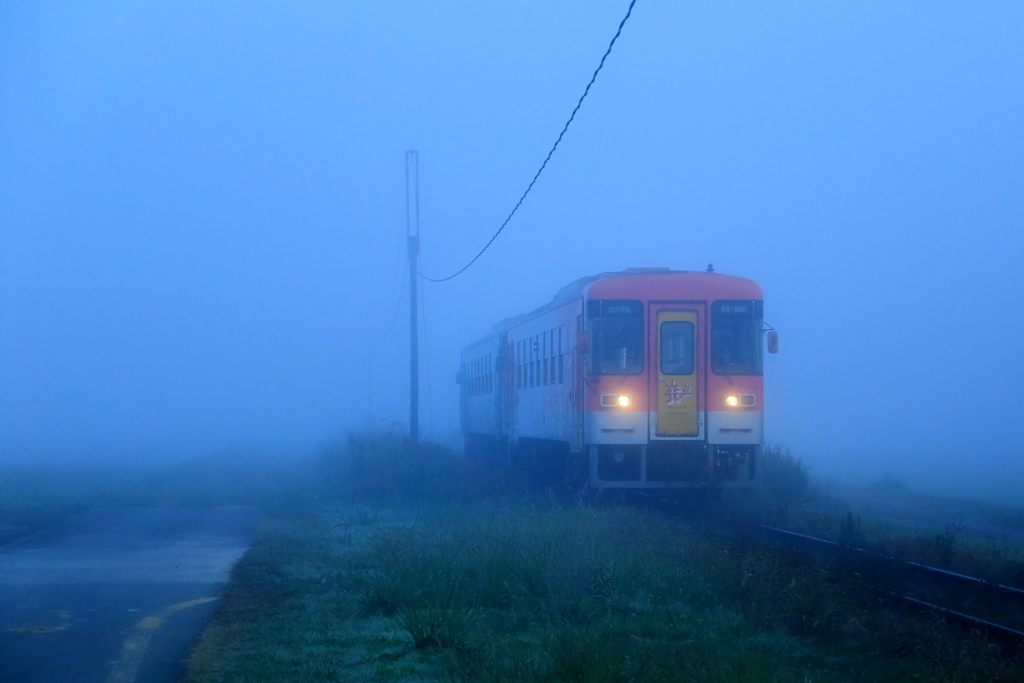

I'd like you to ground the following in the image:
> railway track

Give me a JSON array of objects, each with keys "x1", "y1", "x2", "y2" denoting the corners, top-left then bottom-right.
[
  {"x1": 729, "y1": 519, "x2": 1024, "y2": 642},
  {"x1": 623, "y1": 491, "x2": 1024, "y2": 643}
]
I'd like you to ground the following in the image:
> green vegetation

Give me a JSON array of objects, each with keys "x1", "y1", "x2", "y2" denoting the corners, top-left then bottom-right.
[
  {"x1": 184, "y1": 498, "x2": 1024, "y2": 683},
  {"x1": 730, "y1": 445, "x2": 1024, "y2": 590},
  {"x1": 6, "y1": 433, "x2": 1024, "y2": 681},
  {"x1": 181, "y1": 435, "x2": 1023, "y2": 682}
]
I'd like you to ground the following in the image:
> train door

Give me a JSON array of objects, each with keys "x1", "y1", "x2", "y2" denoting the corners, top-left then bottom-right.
[{"x1": 651, "y1": 308, "x2": 701, "y2": 437}]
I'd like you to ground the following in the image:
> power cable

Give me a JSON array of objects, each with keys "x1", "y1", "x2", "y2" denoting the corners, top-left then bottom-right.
[
  {"x1": 419, "y1": 0, "x2": 638, "y2": 282},
  {"x1": 377, "y1": 256, "x2": 409, "y2": 349}
]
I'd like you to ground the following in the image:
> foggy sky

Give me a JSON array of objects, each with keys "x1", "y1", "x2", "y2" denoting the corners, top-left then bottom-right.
[{"x1": 2, "y1": 1, "x2": 1021, "y2": 500}]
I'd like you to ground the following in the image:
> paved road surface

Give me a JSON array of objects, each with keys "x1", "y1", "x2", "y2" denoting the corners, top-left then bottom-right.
[{"x1": 0, "y1": 507, "x2": 260, "y2": 683}]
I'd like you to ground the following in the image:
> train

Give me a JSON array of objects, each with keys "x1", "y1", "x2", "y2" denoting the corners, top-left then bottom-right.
[{"x1": 457, "y1": 267, "x2": 777, "y2": 490}]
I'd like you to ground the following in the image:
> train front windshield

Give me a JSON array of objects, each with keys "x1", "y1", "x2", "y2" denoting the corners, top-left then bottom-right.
[
  {"x1": 712, "y1": 300, "x2": 763, "y2": 375},
  {"x1": 587, "y1": 299, "x2": 643, "y2": 374}
]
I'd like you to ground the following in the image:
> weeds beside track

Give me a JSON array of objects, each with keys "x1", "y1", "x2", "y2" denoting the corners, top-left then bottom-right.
[
  {"x1": 185, "y1": 499, "x2": 1024, "y2": 683},
  {"x1": 728, "y1": 520, "x2": 1024, "y2": 641},
  {"x1": 181, "y1": 433, "x2": 1024, "y2": 682}
]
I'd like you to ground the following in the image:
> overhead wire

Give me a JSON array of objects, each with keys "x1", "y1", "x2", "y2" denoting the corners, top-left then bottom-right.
[
  {"x1": 419, "y1": 0, "x2": 639, "y2": 282},
  {"x1": 377, "y1": 256, "x2": 409, "y2": 351}
]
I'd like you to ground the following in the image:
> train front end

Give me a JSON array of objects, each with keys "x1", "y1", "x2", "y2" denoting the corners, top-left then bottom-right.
[{"x1": 582, "y1": 271, "x2": 766, "y2": 489}]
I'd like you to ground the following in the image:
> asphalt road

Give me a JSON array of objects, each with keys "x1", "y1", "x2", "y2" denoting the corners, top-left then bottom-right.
[{"x1": 0, "y1": 506, "x2": 260, "y2": 683}]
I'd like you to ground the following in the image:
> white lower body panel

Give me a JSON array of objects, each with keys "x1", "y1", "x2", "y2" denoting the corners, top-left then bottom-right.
[
  {"x1": 707, "y1": 410, "x2": 762, "y2": 444},
  {"x1": 585, "y1": 410, "x2": 647, "y2": 444}
]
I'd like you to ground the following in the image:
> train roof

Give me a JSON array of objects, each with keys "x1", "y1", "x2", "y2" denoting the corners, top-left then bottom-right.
[{"x1": 488, "y1": 267, "x2": 762, "y2": 334}]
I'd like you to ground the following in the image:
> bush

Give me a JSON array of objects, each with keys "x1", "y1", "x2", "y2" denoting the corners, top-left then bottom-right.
[
  {"x1": 726, "y1": 445, "x2": 811, "y2": 524},
  {"x1": 758, "y1": 445, "x2": 810, "y2": 506},
  {"x1": 319, "y1": 430, "x2": 470, "y2": 503}
]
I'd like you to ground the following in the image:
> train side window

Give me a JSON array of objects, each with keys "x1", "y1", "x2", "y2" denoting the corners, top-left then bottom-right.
[
  {"x1": 550, "y1": 330, "x2": 555, "y2": 384},
  {"x1": 516, "y1": 342, "x2": 521, "y2": 389},
  {"x1": 518, "y1": 341, "x2": 524, "y2": 389},
  {"x1": 536, "y1": 337, "x2": 544, "y2": 389},
  {"x1": 545, "y1": 331, "x2": 551, "y2": 385},
  {"x1": 540, "y1": 334, "x2": 546, "y2": 386},
  {"x1": 543, "y1": 334, "x2": 549, "y2": 385},
  {"x1": 521, "y1": 342, "x2": 526, "y2": 388},
  {"x1": 551, "y1": 330, "x2": 556, "y2": 383},
  {"x1": 558, "y1": 326, "x2": 564, "y2": 383},
  {"x1": 529, "y1": 338, "x2": 535, "y2": 388},
  {"x1": 522, "y1": 342, "x2": 526, "y2": 389}
]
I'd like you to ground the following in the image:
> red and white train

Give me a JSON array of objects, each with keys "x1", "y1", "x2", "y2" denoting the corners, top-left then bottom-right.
[{"x1": 458, "y1": 268, "x2": 777, "y2": 490}]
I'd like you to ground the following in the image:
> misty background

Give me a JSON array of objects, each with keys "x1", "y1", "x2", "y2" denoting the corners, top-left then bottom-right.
[{"x1": 1, "y1": 1, "x2": 1021, "y2": 501}]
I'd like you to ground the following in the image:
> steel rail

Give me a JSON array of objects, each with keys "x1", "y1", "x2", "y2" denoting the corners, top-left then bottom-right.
[
  {"x1": 750, "y1": 522, "x2": 1024, "y2": 598},
  {"x1": 895, "y1": 594, "x2": 1024, "y2": 638},
  {"x1": 735, "y1": 520, "x2": 1024, "y2": 640}
]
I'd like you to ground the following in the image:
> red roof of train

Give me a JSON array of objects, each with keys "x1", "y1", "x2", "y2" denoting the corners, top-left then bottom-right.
[{"x1": 582, "y1": 269, "x2": 762, "y2": 301}]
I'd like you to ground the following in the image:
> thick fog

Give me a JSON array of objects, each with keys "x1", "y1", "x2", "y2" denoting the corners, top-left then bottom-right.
[{"x1": 1, "y1": 2, "x2": 1021, "y2": 500}]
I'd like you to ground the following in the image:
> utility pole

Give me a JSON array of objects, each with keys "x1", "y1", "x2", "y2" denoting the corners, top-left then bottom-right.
[{"x1": 405, "y1": 150, "x2": 420, "y2": 444}]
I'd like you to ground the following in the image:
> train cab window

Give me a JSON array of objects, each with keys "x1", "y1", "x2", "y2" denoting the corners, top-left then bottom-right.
[
  {"x1": 660, "y1": 321, "x2": 695, "y2": 375},
  {"x1": 712, "y1": 300, "x2": 764, "y2": 375},
  {"x1": 586, "y1": 299, "x2": 644, "y2": 375}
]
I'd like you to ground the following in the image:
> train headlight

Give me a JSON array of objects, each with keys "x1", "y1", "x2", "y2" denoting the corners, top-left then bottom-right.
[
  {"x1": 617, "y1": 395, "x2": 631, "y2": 407},
  {"x1": 725, "y1": 395, "x2": 740, "y2": 407}
]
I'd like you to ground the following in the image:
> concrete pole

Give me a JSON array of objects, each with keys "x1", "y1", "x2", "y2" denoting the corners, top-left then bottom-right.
[{"x1": 405, "y1": 150, "x2": 419, "y2": 443}]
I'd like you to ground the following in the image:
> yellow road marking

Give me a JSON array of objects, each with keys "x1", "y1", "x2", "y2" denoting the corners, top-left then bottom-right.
[
  {"x1": 168, "y1": 597, "x2": 216, "y2": 612},
  {"x1": 106, "y1": 598, "x2": 218, "y2": 683}
]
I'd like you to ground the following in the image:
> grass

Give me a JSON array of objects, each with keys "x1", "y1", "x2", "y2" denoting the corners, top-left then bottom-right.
[
  {"x1": 732, "y1": 446, "x2": 1024, "y2": 591},
  {"x1": 6, "y1": 432, "x2": 1024, "y2": 681},
  {"x1": 184, "y1": 495, "x2": 1024, "y2": 683}
]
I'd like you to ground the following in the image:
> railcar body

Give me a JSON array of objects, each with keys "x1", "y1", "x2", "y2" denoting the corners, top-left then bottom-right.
[{"x1": 458, "y1": 268, "x2": 772, "y2": 489}]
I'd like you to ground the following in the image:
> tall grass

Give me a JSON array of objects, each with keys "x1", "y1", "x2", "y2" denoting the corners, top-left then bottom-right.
[{"x1": 332, "y1": 502, "x2": 1023, "y2": 682}]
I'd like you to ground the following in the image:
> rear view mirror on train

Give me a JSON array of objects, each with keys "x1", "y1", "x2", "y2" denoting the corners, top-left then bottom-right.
[
  {"x1": 767, "y1": 330, "x2": 779, "y2": 354},
  {"x1": 577, "y1": 331, "x2": 591, "y2": 353}
]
